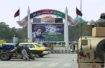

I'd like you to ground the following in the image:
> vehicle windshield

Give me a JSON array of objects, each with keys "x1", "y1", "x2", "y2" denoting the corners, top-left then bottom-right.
[
  {"x1": 35, "y1": 44, "x2": 45, "y2": 47},
  {"x1": 2, "y1": 43, "x2": 16, "y2": 46}
]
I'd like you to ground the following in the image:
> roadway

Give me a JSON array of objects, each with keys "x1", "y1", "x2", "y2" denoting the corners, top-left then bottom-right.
[{"x1": 0, "y1": 54, "x2": 78, "y2": 68}]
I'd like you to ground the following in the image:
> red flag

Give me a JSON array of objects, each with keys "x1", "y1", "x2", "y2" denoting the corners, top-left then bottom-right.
[
  {"x1": 14, "y1": 9, "x2": 20, "y2": 18},
  {"x1": 76, "y1": 8, "x2": 82, "y2": 16}
]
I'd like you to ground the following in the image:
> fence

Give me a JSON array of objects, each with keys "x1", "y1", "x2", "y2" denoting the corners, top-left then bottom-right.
[{"x1": 52, "y1": 50, "x2": 77, "y2": 54}]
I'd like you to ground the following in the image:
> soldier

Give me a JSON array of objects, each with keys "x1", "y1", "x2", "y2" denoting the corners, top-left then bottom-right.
[
  {"x1": 100, "y1": 13, "x2": 105, "y2": 19},
  {"x1": 96, "y1": 13, "x2": 105, "y2": 27}
]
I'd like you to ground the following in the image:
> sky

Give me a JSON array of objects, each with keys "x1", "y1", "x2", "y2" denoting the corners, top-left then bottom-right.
[{"x1": 0, "y1": 0, "x2": 105, "y2": 28}]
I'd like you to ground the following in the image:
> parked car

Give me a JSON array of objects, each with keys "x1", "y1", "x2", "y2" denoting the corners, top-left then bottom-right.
[
  {"x1": 0, "y1": 40, "x2": 6, "y2": 47},
  {"x1": 37, "y1": 43, "x2": 51, "y2": 55},
  {"x1": 19, "y1": 42, "x2": 51, "y2": 57},
  {"x1": 0, "y1": 42, "x2": 40, "y2": 60},
  {"x1": 0, "y1": 43, "x2": 43, "y2": 59}
]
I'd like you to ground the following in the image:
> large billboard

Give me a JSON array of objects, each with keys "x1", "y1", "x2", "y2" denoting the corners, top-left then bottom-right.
[{"x1": 32, "y1": 23, "x2": 64, "y2": 42}]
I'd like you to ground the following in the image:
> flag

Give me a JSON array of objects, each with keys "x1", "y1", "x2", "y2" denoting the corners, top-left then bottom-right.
[
  {"x1": 14, "y1": 9, "x2": 20, "y2": 18},
  {"x1": 65, "y1": 7, "x2": 78, "y2": 26},
  {"x1": 76, "y1": 7, "x2": 82, "y2": 16},
  {"x1": 17, "y1": 16, "x2": 28, "y2": 27},
  {"x1": 16, "y1": 7, "x2": 30, "y2": 27},
  {"x1": 67, "y1": 16, "x2": 78, "y2": 26}
]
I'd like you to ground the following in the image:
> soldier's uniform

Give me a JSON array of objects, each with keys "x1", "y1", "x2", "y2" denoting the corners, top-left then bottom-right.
[{"x1": 96, "y1": 13, "x2": 105, "y2": 27}]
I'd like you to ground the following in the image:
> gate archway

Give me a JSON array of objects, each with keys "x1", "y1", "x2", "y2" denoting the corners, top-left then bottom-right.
[{"x1": 17, "y1": 9, "x2": 78, "y2": 26}]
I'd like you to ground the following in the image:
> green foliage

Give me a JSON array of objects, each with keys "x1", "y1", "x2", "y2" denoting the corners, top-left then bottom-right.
[
  {"x1": 0, "y1": 22, "x2": 12, "y2": 39},
  {"x1": 0, "y1": 21, "x2": 93, "y2": 42},
  {"x1": 68, "y1": 22, "x2": 90, "y2": 40},
  {"x1": 17, "y1": 26, "x2": 27, "y2": 39},
  {"x1": 0, "y1": 22, "x2": 27, "y2": 41}
]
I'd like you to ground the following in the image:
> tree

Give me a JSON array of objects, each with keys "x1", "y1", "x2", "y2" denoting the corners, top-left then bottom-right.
[
  {"x1": 68, "y1": 22, "x2": 89, "y2": 41},
  {"x1": 10, "y1": 27, "x2": 20, "y2": 38},
  {"x1": 0, "y1": 22, "x2": 12, "y2": 39},
  {"x1": 87, "y1": 20, "x2": 96, "y2": 25}
]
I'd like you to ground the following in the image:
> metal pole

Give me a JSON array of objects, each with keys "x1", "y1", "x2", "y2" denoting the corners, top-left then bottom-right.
[
  {"x1": 65, "y1": 7, "x2": 69, "y2": 49},
  {"x1": 80, "y1": 0, "x2": 82, "y2": 12},
  {"x1": 80, "y1": 0, "x2": 83, "y2": 52},
  {"x1": 19, "y1": 7, "x2": 20, "y2": 21},
  {"x1": 27, "y1": 6, "x2": 32, "y2": 42}
]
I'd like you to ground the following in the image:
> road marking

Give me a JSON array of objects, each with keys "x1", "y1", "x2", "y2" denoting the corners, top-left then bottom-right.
[
  {"x1": 16, "y1": 62, "x2": 30, "y2": 66},
  {"x1": 62, "y1": 63, "x2": 72, "y2": 67},
  {"x1": 32, "y1": 62, "x2": 44, "y2": 66},
  {"x1": 47, "y1": 63, "x2": 58, "y2": 67},
  {"x1": 2, "y1": 63, "x2": 16, "y2": 66}
]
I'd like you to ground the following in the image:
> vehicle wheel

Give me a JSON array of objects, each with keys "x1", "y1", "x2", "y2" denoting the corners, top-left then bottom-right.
[
  {"x1": 38, "y1": 55, "x2": 44, "y2": 57},
  {"x1": 8, "y1": 54, "x2": 13, "y2": 60},
  {"x1": 16, "y1": 54, "x2": 23, "y2": 59},
  {"x1": 29, "y1": 56, "x2": 35, "y2": 60},
  {"x1": 0, "y1": 52, "x2": 9, "y2": 61},
  {"x1": 29, "y1": 53, "x2": 35, "y2": 60},
  {"x1": 96, "y1": 39, "x2": 105, "y2": 61}
]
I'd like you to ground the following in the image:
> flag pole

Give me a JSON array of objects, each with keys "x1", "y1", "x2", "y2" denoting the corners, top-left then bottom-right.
[
  {"x1": 65, "y1": 7, "x2": 69, "y2": 49},
  {"x1": 80, "y1": 0, "x2": 83, "y2": 52},
  {"x1": 27, "y1": 6, "x2": 32, "y2": 42},
  {"x1": 80, "y1": 0, "x2": 82, "y2": 12},
  {"x1": 80, "y1": 0, "x2": 82, "y2": 40},
  {"x1": 76, "y1": 7, "x2": 78, "y2": 17},
  {"x1": 19, "y1": 7, "x2": 20, "y2": 21}
]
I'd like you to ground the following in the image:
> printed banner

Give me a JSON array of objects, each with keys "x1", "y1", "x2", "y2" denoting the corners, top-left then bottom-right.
[{"x1": 32, "y1": 23, "x2": 64, "y2": 42}]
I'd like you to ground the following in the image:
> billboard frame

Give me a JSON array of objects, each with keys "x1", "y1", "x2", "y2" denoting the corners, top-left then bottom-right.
[{"x1": 31, "y1": 23, "x2": 64, "y2": 42}]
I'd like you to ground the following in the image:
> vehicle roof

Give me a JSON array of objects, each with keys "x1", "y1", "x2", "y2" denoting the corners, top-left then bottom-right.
[
  {"x1": 20, "y1": 42, "x2": 39, "y2": 44},
  {"x1": 2, "y1": 43, "x2": 16, "y2": 46},
  {"x1": 2, "y1": 43, "x2": 16, "y2": 44},
  {"x1": 2, "y1": 42, "x2": 39, "y2": 45}
]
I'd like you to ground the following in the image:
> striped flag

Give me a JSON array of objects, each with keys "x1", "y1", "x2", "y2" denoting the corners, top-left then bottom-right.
[{"x1": 17, "y1": 16, "x2": 28, "y2": 27}]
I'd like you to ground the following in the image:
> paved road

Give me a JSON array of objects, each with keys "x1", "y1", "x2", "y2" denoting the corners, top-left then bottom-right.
[{"x1": 0, "y1": 54, "x2": 78, "y2": 68}]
